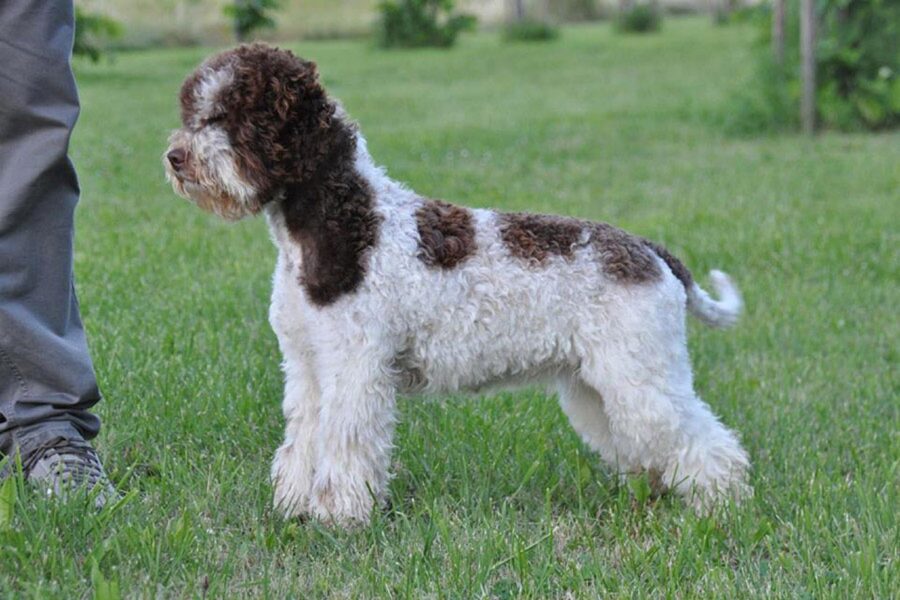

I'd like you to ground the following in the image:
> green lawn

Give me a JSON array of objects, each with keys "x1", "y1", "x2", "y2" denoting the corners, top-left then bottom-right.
[{"x1": 2, "y1": 17, "x2": 897, "y2": 598}]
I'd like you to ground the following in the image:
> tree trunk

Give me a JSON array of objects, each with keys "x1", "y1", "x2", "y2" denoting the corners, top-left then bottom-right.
[
  {"x1": 234, "y1": 0, "x2": 246, "y2": 42},
  {"x1": 511, "y1": 0, "x2": 526, "y2": 21},
  {"x1": 772, "y1": 0, "x2": 785, "y2": 65},
  {"x1": 800, "y1": 0, "x2": 816, "y2": 134}
]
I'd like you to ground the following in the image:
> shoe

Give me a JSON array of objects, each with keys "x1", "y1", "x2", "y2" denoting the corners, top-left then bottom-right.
[{"x1": 17, "y1": 437, "x2": 119, "y2": 509}]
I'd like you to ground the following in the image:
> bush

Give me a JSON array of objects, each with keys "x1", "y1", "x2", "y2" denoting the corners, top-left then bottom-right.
[
  {"x1": 711, "y1": 0, "x2": 741, "y2": 25},
  {"x1": 728, "y1": 0, "x2": 898, "y2": 132},
  {"x1": 503, "y1": 19, "x2": 559, "y2": 43},
  {"x1": 816, "y1": 0, "x2": 898, "y2": 129},
  {"x1": 223, "y1": 0, "x2": 280, "y2": 42},
  {"x1": 721, "y1": 57, "x2": 797, "y2": 135},
  {"x1": 616, "y1": 2, "x2": 662, "y2": 34},
  {"x1": 377, "y1": 0, "x2": 476, "y2": 49},
  {"x1": 73, "y1": 7, "x2": 123, "y2": 63}
]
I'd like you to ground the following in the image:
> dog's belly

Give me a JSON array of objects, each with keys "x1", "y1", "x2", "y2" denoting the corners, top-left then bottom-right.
[
  {"x1": 386, "y1": 240, "x2": 613, "y2": 395},
  {"x1": 399, "y1": 358, "x2": 563, "y2": 396},
  {"x1": 394, "y1": 309, "x2": 579, "y2": 395}
]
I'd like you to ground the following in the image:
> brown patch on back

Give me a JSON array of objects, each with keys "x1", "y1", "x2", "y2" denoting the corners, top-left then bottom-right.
[
  {"x1": 415, "y1": 200, "x2": 477, "y2": 269},
  {"x1": 588, "y1": 223, "x2": 661, "y2": 284},
  {"x1": 642, "y1": 240, "x2": 694, "y2": 289},
  {"x1": 498, "y1": 213, "x2": 584, "y2": 263},
  {"x1": 498, "y1": 212, "x2": 689, "y2": 285}
]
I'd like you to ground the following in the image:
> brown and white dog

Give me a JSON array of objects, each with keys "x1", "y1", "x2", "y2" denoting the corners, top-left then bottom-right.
[{"x1": 164, "y1": 43, "x2": 750, "y2": 526}]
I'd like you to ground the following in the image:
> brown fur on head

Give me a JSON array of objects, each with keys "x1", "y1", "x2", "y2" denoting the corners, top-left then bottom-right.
[{"x1": 164, "y1": 43, "x2": 343, "y2": 220}]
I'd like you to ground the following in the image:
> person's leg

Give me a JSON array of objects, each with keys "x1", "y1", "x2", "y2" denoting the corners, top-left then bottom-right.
[{"x1": 0, "y1": 1, "x2": 102, "y2": 460}]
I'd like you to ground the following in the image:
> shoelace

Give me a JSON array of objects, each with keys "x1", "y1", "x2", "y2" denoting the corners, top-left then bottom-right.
[{"x1": 22, "y1": 437, "x2": 108, "y2": 489}]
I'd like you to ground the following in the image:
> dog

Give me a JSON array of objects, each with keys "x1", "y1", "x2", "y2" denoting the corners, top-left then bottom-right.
[{"x1": 164, "y1": 43, "x2": 750, "y2": 526}]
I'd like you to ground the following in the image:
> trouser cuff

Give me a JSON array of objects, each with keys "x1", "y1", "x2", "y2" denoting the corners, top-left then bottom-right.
[{"x1": 1, "y1": 421, "x2": 85, "y2": 458}]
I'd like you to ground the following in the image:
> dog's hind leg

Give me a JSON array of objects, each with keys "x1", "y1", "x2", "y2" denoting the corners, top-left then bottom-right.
[
  {"x1": 577, "y1": 339, "x2": 750, "y2": 511},
  {"x1": 661, "y1": 386, "x2": 752, "y2": 509},
  {"x1": 575, "y1": 279, "x2": 750, "y2": 510},
  {"x1": 556, "y1": 376, "x2": 623, "y2": 472},
  {"x1": 308, "y1": 337, "x2": 398, "y2": 526},
  {"x1": 271, "y1": 344, "x2": 320, "y2": 518}
]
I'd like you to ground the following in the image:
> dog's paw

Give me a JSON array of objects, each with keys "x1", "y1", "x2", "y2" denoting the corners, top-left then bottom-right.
[
  {"x1": 678, "y1": 454, "x2": 753, "y2": 514},
  {"x1": 271, "y1": 442, "x2": 315, "y2": 518},
  {"x1": 308, "y1": 470, "x2": 377, "y2": 528}
]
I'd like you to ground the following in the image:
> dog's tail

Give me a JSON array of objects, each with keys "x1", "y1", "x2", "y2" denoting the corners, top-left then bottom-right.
[
  {"x1": 647, "y1": 242, "x2": 742, "y2": 328},
  {"x1": 686, "y1": 270, "x2": 743, "y2": 328}
]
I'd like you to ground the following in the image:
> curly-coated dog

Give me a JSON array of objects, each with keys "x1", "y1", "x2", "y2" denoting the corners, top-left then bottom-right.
[{"x1": 164, "y1": 44, "x2": 750, "y2": 526}]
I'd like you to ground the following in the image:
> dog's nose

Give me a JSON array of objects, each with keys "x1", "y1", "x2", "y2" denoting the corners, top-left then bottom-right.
[{"x1": 167, "y1": 148, "x2": 186, "y2": 171}]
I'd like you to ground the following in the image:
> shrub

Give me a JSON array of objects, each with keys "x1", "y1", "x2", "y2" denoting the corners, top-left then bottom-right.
[
  {"x1": 721, "y1": 56, "x2": 797, "y2": 135},
  {"x1": 73, "y1": 7, "x2": 123, "y2": 63},
  {"x1": 223, "y1": 0, "x2": 280, "y2": 42},
  {"x1": 727, "y1": 0, "x2": 898, "y2": 132},
  {"x1": 711, "y1": 0, "x2": 741, "y2": 25},
  {"x1": 503, "y1": 19, "x2": 559, "y2": 43},
  {"x1": 377, "y1": 0, "x2": 476, "y2": 48},
  {"x1": 816, "y1": 0, "x2": 898, "y2": 129},
  {"x1": 616, "y1": 1, "x2": 662, "y2": 34}
]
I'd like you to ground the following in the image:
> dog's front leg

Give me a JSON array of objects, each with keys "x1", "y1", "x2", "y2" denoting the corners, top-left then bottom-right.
[
  {"x1": 308, "y1": 344, "x2": 397, "y2": 527},
  {"x1": 271, "y1": 344, "x2": 320, "y2": 518}
]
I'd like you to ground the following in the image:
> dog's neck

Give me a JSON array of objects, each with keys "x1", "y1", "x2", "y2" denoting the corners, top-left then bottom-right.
[{"x1": 264, "y1": 126, "x2": 388, "y2": 306}]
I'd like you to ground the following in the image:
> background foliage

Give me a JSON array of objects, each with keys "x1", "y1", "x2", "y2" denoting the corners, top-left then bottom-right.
[
  {"x1": 503, "y1": 18, "x2": 560, "y2": 43},
  {"x1": 816, "y1": 0, "x2": 898, "y2": 129},
  {"x1": 223, "y1": 0, "x2": 281, "y2": 42},
  {"x1": 73, "y1": 6, "x2": 123, "y2": 62},
  {"x1": 616, "y1": 1, "x2": 663, "y2": 33},
  {"x1": 729, "y1": 0, "x2": 898, "y2": 133},
  {"x1": 76, "y1": 1, "x2": 728, "y2": 48},
  {"x1": 377, "y1": 0, "x2": 476, "y2": 48}
]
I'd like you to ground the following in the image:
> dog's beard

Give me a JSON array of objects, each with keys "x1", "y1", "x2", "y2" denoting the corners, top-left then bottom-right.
[{"x1": 165, "y1": 167, "x2": 254, "y2": 221}]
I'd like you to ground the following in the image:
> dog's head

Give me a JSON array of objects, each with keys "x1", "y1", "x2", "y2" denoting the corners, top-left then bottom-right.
[{"x1": 164, "y1": 43, "x2": 338, "y2": 220}]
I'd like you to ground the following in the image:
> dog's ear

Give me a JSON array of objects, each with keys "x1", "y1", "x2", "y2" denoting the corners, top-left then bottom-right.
[
  {"x1": 272, "y1": 58, "x2": 325, "y2": 121},
  {"x1": 270, "y1": 55, "x2": 345, "y2": 183},
  {"x1": 226, "y1": 45, "x2": 327, "y2": 123},
  {"x1": 221, "y1": 44, "x2": 345, "y2": 186}
]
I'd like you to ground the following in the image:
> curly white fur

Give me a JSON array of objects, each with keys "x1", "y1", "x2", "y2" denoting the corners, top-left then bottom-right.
[{"x1": 263, "y1": 133, "x2": 751, "y2": 525}]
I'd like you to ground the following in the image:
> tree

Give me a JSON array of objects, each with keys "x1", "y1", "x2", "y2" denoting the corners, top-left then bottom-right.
[
  {"x1": 377, "y1": 0, "x2": 476, "y2": 48},
  {"x1": 771, "y1": 0, "x2": 785, "y2": 65},
  {"x1": 799, "y1": 0, "x2": 816, "y2": 133},
  {"x1": 223, "y1": 0, "x2": 280, "y2": 42},
  {"x1": 511, "y1": 0, "x2": 525, "y2": 21},
  {"x1": 73, "y1": 6, "x2": 123, "y2": 63}
]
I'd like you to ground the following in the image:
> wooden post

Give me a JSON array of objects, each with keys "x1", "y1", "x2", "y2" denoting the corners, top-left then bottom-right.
[
  {"x1": 772, "y1": 0, "x2": 785, "y2": 65},
  {"x1": 800, "y1": 0, "x2": 816, "y2": 134},
  {"x1": 233, "y1": 0, "x2": 247, "y2": 42},
  {"x1": 511, "y1": 0, "x2": 526, "y2": 21}
]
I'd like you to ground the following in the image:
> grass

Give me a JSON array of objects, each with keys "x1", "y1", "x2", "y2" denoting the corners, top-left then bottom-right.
[{"x1": 2, "y1": 17, "x2": 898, "y2": 598}]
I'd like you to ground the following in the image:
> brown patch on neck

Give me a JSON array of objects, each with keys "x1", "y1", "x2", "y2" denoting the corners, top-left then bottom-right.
[
  {"x1": 280, "y1": 119, "x2": 382, "y2": 306},
  {"x1": 415, "y1": 200, "x2": 477, "y2": 269},
  {"x1": 499, "y1": 212, "x2": 675, "y2": 285}
]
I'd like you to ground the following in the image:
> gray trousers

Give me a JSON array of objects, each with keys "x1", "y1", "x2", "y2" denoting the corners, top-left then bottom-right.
[{"x1": 0, "y1": 1, "x2": 101, "y2": 457}]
